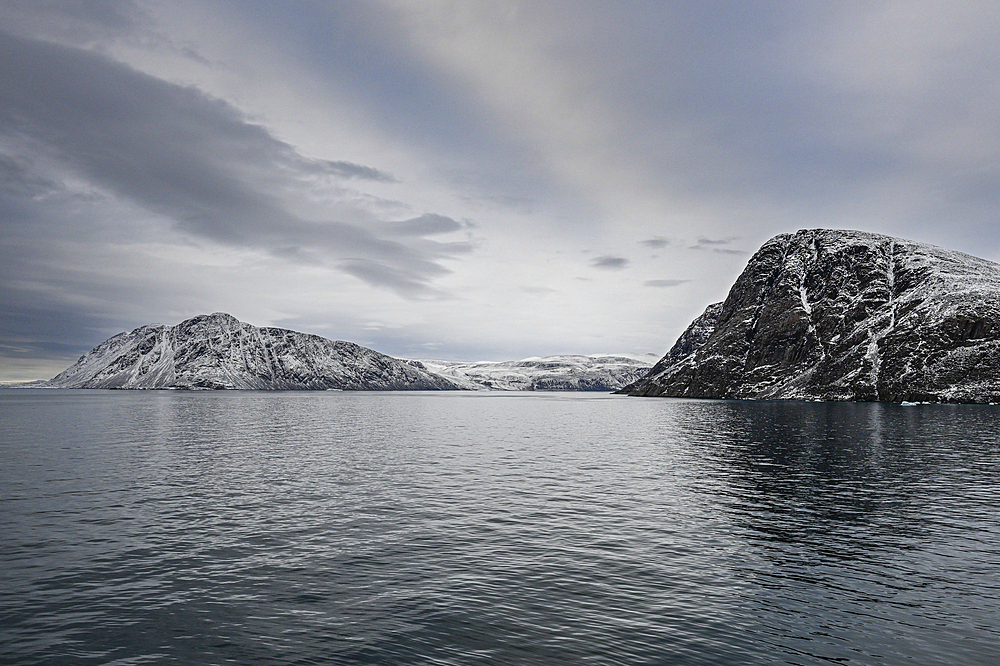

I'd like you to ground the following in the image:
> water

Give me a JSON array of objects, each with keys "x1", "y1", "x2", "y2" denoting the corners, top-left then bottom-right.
[{"x1": 2, "y1": 390, "x2": 999, "y2": 665}]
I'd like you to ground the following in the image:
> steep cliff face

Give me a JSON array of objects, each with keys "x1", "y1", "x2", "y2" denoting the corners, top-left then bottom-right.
[
  {"x1": 623, "y1": 229, "x2": 1000, "y2": 403},
  {"x1": 623, "y1": 303, "x2": 722, "y2": 390},
  {"x1": 47, "y1": 313, "x2": 463, "y2": 390}
]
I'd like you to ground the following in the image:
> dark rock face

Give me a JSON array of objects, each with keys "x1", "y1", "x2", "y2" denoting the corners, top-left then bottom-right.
[
  {"x1": 47, "y1": 313, "x2": 463, "y2": 390},
  {"x1": 621, "y1": 303, "x2": 722, "y2": 391},
  {"x1": 623, "y1": 229, "x2": 1000, "y2": 403}
]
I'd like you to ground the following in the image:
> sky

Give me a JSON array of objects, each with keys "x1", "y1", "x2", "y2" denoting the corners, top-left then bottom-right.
[{"x1": 2, "y1": 1, "x2": 1000, "y2": 382}]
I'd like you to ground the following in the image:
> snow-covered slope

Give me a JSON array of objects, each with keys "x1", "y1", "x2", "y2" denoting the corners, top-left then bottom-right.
[
  {"x1": 623, "y1": 229, "x2": 1000, "y2": 403},
  {"x1": 46, "y1": 313, "x2": 462, "y2": 390},
  {"x1": 421, "y1": 354, "x2": 658, "y2": 391}
]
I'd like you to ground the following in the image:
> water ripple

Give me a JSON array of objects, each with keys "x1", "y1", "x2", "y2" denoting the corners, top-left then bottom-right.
[{"x1": 2, "y1": 391, "x2": 999, "y2": 665}]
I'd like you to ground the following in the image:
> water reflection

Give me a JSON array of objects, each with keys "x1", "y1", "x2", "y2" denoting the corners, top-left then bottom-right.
[
  {"x1": 667, "y1": 401, "x2": 998, "y2": 554},
  {"x1": 657, "y1": 399, "x2": 1000, "y2": 664}
]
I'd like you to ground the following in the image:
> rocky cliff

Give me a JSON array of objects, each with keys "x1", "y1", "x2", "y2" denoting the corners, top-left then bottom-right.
[
  {"x1": 46, "y1": 313, "x2": 463, "y2": 390},
  {"x1": 621, "y1": 229, "x2": 1000, "y2": 403}
]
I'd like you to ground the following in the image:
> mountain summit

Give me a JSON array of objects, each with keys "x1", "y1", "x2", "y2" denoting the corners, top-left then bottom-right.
[
  {"x1": 46, "y1": 313, "x2": 461, "y2": 390},
  {"x1": 621, "y1": 229, "x2": 1000, "y2": 403}
]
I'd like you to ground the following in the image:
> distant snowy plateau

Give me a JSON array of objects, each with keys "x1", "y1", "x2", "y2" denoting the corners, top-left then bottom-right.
[
  {"x1": 420, "y1": 355, "x2": 659, "y2": 392},
  {"x1": 42, "y1": 313, "x2": 655, "y2": 391},
  {"x1": 621, "y1": 229, "x2": 1000, "y2": 403}
]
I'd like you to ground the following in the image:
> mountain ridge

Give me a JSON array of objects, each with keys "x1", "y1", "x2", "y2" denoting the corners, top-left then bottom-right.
[
  {"x1": 42, "y1": 313, "x2": 654, "y2": 392},
  {"x1": 45, "y1": 312, "x2": 462, "y2": 390},
  {"x1": 621, "y1": 229, "x2": 1000, "y2": 403}
]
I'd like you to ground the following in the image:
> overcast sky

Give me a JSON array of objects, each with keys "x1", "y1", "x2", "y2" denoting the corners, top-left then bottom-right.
[{"x1": 2, "y1": 1, "x2": 1000, "y2": 381}]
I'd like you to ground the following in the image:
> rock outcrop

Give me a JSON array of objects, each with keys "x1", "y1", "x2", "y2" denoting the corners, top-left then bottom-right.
[
  {"x1": 46, "y1": 313, "x2": 463, "y2": 390},
  {"x1": 621, "y1": 229, "x2": 1000, "y2": 403}
]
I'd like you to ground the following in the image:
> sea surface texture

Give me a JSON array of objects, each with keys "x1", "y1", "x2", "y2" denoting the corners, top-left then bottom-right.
[{"x1": 2, "y1": 390, "x2": 999, "y2": 665}]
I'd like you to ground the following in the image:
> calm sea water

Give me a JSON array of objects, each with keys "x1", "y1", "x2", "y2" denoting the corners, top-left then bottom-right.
[{"x1": 1, "y1": 389, "x2": 999, "y2": 665}]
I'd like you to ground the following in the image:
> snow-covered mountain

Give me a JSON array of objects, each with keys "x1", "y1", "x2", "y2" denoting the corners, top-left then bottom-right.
[
  {"x1": 45, "y1": 313, "x2": 654, "y2": 392},
  {"x1": 46, "y1": 313, "x2": 462, "y2": 390},
  {"x1": 621, "y1": 229, "x2": 1000, "y2": 403},
  {"x1": 421, "y1": 354, "x2": 658, "y2": 391}
]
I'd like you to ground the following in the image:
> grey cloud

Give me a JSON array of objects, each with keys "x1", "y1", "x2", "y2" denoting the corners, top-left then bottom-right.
[
  {"x1": 0, "y1": 30, "x2": 467, "y2": 295},
  {"x1": 0, "y1": 154, "x2": 62, "y2": 197},
  {"x1": 425, "y1": 239, "x2": 476, "y2": 255},
  {"x1": 0, "y1": 301, "x2": 109, "y2": 365},
  {"x1": 644, "y1": 279, "x2": 690, "y2": 288},
  {"x1": 270, "y1": 246, "x2": 319, "y2": 264},
  {"x1": 384, "y1": 213, "x2": 463, "y2": 236},
  {"x1": 308, "y1": 159, "x2": 397, "y2": 182},
  {"x1": 450, "y1": 2, "x2": 994, "y2": 258},
  {"x1": 0, "y1": 241, "x2": 204, "y2": 377},
  {"x1": 590, "y1": 255, "x2": 629, "y2": 270},
  {"x1": 691, "y1": 237, "x2": 736, "y2": 247},
  {"x1": 338, "y1": 259, "x2": 450, "y2": 299},
  {"x1": 0, "y1": 0, "x2": 142, "y2": 45},
  {"x1": 689, "y1": 237, "x2": 746, "y2": 255},
  {"x1": 640, "y1": 236, "x2": 669, "y2": 248},
  {"x1": 0, "y1": 0, "x2": 219, "y2": 73}
]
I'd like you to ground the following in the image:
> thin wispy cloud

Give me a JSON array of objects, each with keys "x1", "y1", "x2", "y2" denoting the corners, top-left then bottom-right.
[
  {"x1": 644, "y1": 279, "x2": 690, "y2": 288},
  {"x1": 689, "y1": 238, "x2": 747, "y2": 255}
]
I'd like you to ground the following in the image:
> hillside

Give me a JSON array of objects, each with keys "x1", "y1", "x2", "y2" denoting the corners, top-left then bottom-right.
[
  {"x1": 621, "y1": 229, "x2": 1000, "y2": 403},
  {"x1": 46, "y1": 313, "x2": 462, "y2": 390}
]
